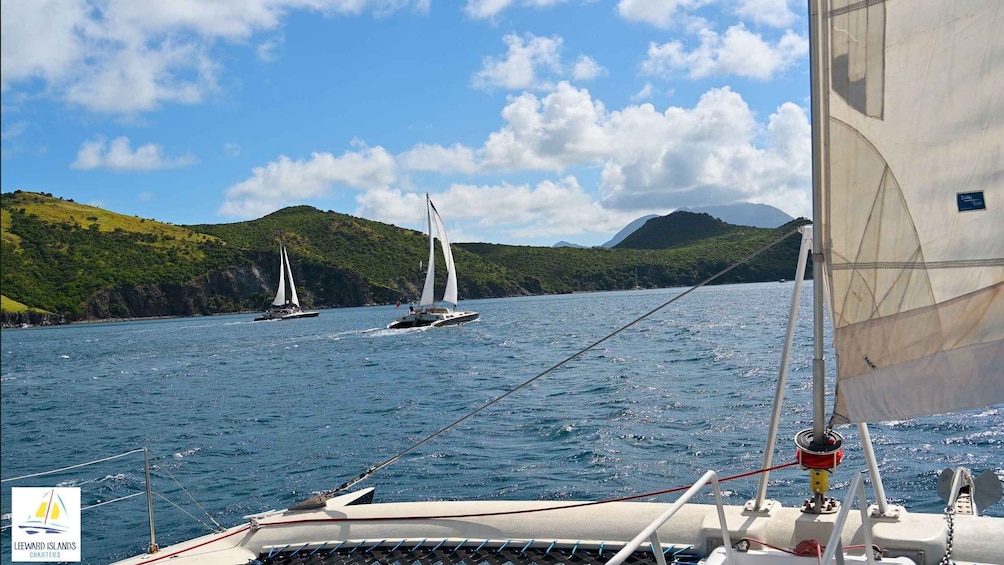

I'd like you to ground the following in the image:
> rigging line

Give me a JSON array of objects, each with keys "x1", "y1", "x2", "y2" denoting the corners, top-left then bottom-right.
[
  {"x1": 82, "y1": 492, "x2": 146, "y2": 511},
  {"x1": 322, "y1": 226, "x2": 803, "y2": 497},
  {"x1": 151, "y1": 491, "x2": 222, "y2": 533},
  {"x1": 276, "y1": 461, "x2": 803, "y2": 526},
  {"x1": 0, "y1": 448, "x2": 147, "y2": 483},
  {"x1": 153, "y1": 466, "x2": 223, "y2": 530}
]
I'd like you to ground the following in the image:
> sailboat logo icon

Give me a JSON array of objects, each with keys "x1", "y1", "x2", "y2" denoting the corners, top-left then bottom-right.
[
  {"x1": 11, "y1": 486, "x2": 81, "y2": 562},
  {"x1": 18, "y1": 488, "x2": 73, "y2": 535}
]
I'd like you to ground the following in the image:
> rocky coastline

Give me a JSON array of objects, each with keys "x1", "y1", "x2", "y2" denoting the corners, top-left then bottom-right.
[{"x1": 1, "y1": 311, "x2": 69, "y2": 329}]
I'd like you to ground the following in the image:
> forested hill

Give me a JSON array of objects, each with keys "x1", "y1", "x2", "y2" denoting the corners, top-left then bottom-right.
[
  {"x1": 615, "y1": 211, "x2": 739, "y2": 250},
  {"x1": 1, "y1": 191, "x2": 809, "y2": 324}
]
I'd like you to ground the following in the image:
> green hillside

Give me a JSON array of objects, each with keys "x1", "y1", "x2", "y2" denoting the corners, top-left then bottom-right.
[
  {"x1": 188, "y1": 206, "x2": 523, "y2": 299},
  {"x1": 1, "y1": 191, "x2": 807, "y2": 324},
  {"x1": 461, "y1": 217, "x2": 807, "y2": 292},
  {"x1": 616, "y1": 211, "x2": 739, "y2": 249},
  {"x1": 1, "y1": 191, "x2": 247, "y2": 317}
]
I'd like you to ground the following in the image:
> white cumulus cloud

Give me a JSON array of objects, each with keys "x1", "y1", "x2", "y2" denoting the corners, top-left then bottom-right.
[
  {"x1": 473, "y1": 33, "x2": 564, "y2": 91},
  {"x1": 219, "y1": 145, "x2": 397, "y2": 218},
  {"x1": 482, "y1": 82, "x2": 609, "y2": 170},
  {"x1": 616, "y1": 0, "x2": 711, "y2": 29},
  {"x1": 630, "y1": 83, "x2": 654, "y2": 101},
  {"x1": 432, "y1": 83, "x2": 810, "y2": 216},
  {"x1": 357, "y1": 177, "x2": 638, "y2": 242},
  {"x1": 71, "y1": 136, "x2": 196, "y2": 171},
  {"x1": 215, "y1": 78, "x2": 812, "y2": 238},
  {"x1": 735, "y1": 0, "x2": 798, "y2": 28},
  {"x1": 397, "y1": 143, "x2": 480, "y2": 174},
  {"x1": 572, "y1": 55, "x2": 605, "y2": 81},
  {"x1": 390, "y1": 80, "x2": 811, "y2": 220},
  {"x1": 464, "y1": 0, "x2": 566, "y2": 20},
  {"x1": 642, "y1": 25, "x2": 807, "y2": 80},
  {"x1": 472, "y1": 33, "x2": 604, "y2": 91},
  {"x1": 1, "y1": 0, "x2": 426, "y2": 115}
]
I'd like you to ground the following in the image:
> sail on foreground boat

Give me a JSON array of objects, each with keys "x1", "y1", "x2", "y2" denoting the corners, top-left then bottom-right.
[
  {"x1": 114, "y1": 1, "x2": 1001, "y2": 563},
  {"x1": 388, "y1": 194, "x2": 479, "y2": 328},
  {"x1": 253, "y1": 244, "x2": 319, "y2": 321}
]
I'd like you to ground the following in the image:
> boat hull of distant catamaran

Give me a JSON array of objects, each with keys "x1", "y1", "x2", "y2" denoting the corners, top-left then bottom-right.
[
  {"x1": 387, "y1": 309, "x2": 479, "y2": 329},
  {"x1": 253, "y1": 309, "x2": 320, "y2": 322}
]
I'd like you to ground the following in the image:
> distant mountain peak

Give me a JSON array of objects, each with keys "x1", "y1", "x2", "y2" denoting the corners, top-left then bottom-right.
[
  {"x1": 615, "y1": 211, "x2": 735, "y2": 250},
  {"x1": 602, "y1": 214, "x2": 658, "y2": 248},
  {"x1": 599, "y1": 203, "x2": 792, "y2": 250},
  {"x1": 679, "y1": 203, "x2": 793, "y2": 228},
  {"x1": 553, "y1": 240, "x2": 586, "y2": 248}
]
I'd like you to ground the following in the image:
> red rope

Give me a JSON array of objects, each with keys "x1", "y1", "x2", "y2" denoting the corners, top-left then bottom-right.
[
  {"x1": 741, "y1": 537, "x2": 882, "y2": 564},
  {"x1": 796, "y1": 449, "x2": 843, "y2": 470},
  {"x1": 794, "y1": 539, "x2": 824, "y2": 558},
  {"x1": 739, "y1": 537, "x2": 805, "y2": 556}
]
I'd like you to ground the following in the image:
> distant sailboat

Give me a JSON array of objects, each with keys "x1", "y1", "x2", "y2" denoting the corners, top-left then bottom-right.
[
  {"x1": 254, "y1": 244, "x2": 319, "y2": 321},
  {"x1": 388, "y1": 194, "x2": 478, "y2": 328}
]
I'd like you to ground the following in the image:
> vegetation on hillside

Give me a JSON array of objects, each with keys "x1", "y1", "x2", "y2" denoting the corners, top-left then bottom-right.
[
  {"x1": 615, "y1": 211, "x2": 738, "y2": 249},
  {"x1": 1, "y1": 191, "x2": 248, "y2": 317},
  {"x1": 460, "y1": 217, "x2": 807, "y2": 293},
  {"x1": 188, "y1": 206, "x2": 526, "y2": 300},
  {"x1": 1, "y1": 191, "x2": 808, "y2": 323}
]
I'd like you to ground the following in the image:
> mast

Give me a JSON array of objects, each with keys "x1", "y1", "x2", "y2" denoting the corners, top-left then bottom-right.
[
  {"x1": 794, "y1": 0, "x2": 844, "y2": 515},
  {"x1": 808, "y1": 0, "x2": 828, "y2": 452}
]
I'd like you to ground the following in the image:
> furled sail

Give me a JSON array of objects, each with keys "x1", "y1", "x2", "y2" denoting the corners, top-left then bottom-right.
[
  {"x1": 271, "y1": 245, "x2": 288, "y2": 307},
  {"x1": 824, "y1": 0, "x2": 1004, "y2": 423}
]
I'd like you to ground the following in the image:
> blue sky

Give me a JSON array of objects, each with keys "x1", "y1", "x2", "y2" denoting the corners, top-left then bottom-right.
[{"x1": 1, "y1": 0, "x2": 812, "y2": 247}]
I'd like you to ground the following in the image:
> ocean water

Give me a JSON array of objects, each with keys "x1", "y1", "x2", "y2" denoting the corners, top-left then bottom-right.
[{"x1": 2, "y1": 282, "x2": 1001, "y2": 564}]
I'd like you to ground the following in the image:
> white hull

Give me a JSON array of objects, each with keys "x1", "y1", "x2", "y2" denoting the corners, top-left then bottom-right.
[
  {"x1": 254, "y1": 308, "x2": 319, "y2": 321},
  {"x1": 112, "y1": 488, "x2": 1004, "y2": 564},
  {"x1": 388, "y1": 308, "x2": 479, "y2": 328}
]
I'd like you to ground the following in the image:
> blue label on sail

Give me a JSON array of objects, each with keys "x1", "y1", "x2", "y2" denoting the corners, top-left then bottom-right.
[{"x1": 957, "y1": 191, "x2": 985, "y2": 211}]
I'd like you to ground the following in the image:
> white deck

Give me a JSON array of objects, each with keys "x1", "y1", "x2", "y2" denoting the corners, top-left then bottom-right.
[{"x1": 112, "y1": 488, "x2": 1004, "y2": 564}]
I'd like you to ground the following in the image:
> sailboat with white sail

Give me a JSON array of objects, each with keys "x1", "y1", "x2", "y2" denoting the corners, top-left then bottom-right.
[
  {"x1": 112, "y1": 1, "x2": 1001, "y2": 563},
  {"x1": 254, "y1": 243, "x2": 319, "y2": 321},
  {"x1": 388, "y1": 194, "x2": 479, "y2": 328}
]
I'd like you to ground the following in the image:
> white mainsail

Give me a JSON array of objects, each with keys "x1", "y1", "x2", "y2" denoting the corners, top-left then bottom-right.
[
  {"x1": 283, "y1": 245, "x2": 300, "y2": 307},
  {"x1": 419, "y1": 196, "x2": 436, "y2": 308},
  {"x1": 824, "y1": 0, "x2": 1004, "y2": 423},
  {"x1": 271, "y1": 245, "x2": 288, "y2": 307},
  {"x1": 430, "y1": 199, "x2": 458, "y2": 307},
  {"x1": 418, "y1": 195, "x2": 460, "y2": 308}
]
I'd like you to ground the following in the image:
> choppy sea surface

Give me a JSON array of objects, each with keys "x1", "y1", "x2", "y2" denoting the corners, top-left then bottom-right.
[{"x1": 2, "y1": 282, "x2": 1001, "y2": 564}]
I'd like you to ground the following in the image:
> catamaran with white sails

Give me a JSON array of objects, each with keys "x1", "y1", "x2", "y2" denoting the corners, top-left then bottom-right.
[
  {"x1": 254, "y1": 243, "x2": 319, "y2": 321},
  {"x1": 388, "y1": 194, "x2": 479, "y2": 329},
  {"x1": 105, "y1": 0, "x2": 1002, "y2": 562}
]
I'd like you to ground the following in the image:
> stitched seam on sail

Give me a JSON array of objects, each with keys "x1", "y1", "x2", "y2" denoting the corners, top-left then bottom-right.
[
  {"x1": 829, "y1": 0, "x2": 886, "y2": 18},
  {"x1": 831, "y1": 259, "x2": 1004, "y2": 269}
]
